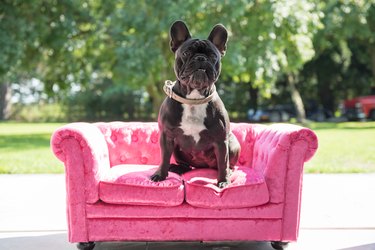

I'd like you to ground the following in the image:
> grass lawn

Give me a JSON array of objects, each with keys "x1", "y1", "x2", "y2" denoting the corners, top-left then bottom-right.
[
  {"x1": 0, "y1": 121, "x2": 374, "y2": 174},
  {"x1": 0, "y1": 122, "x2": 64, "y2": 174},
  {"x1": 304, "y1": 121, "x2": 375, "y2": 173}
]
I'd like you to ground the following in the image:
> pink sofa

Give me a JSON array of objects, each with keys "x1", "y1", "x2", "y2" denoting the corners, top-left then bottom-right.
[{"x1": 51, "y1": 122, "x2": 318, "y2": 250}]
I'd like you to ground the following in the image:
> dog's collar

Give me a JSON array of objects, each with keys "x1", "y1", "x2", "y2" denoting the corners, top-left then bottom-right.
[{"x1": 163, "y1": 80, "x2": 216, "y2": 105}]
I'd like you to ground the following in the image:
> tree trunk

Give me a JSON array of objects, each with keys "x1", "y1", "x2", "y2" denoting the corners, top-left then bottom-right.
[
  {"x1": 0, "y1": 83, "x2": 11, "y2": 120},
  {"x1": 248, "y1": 83, "x2": 259, "y2": 116},
  {"x1": 146, "y1": 83, "x2": 164, "y2": 119},
  {"x1": 370, "y1": 45, "x2": 375, "y2": 85},
  {"x1": 287, "y1": 73, "x2": 306, "y2": 124}
]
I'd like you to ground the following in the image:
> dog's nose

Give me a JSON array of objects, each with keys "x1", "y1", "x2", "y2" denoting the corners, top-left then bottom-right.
[{"x1": 195, "y1": 55, "x2": 207, "y2": 61}]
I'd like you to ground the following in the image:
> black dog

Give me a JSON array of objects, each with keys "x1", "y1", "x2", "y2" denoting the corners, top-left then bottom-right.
[{"x1": 151, "y1": 21, "x2": 240, "y2": 188}]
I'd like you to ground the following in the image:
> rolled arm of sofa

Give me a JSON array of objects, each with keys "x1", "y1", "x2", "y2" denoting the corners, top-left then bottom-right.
[
  {"x1": 252, "y1": 124, "x2": 318, "y2": 241},
  {"x1": 51, "y1": 122, "x2": 110, "y2": 203},
  {"x1": 252, "y1": 124, "x2": 318, "y2": 203}
]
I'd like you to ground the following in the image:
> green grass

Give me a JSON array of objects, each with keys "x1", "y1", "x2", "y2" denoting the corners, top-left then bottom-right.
[
  {"x1": 304, "y1": 122, "x2": 375, "y2": 173},
  {"x1": 0, "y1": 121, "x2": 374, "y2": 174},
  {"x1": 0, "y1": 122, "x2": 64, "y2": 174}
]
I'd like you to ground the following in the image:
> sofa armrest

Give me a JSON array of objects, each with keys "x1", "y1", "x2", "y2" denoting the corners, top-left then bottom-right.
[
  {"x1": 51, "y1": 123, "x2": 110, "y2": 242},
  {"x1": 252, "y1": 124, "x2": 318, "y2": 203},
  {"x1": 51, "y1": 122, "x2": 110, "y2": 203},
  {"x1": 252, "y1": 124, "x2": 318, "y2": 241}
]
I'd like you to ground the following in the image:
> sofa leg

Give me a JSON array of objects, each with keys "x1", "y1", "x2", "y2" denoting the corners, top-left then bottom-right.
[
  {"x1": 271, "y1": 241, "x2": 289, "y2": 249},
  {"x1": 77, "y1": 242, "x2": 95, "y2": 250}
]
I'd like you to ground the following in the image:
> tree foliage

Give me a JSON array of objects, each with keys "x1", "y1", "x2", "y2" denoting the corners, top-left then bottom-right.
[
  {"x1": 299, "y1": 0, "x2": 375, "y2": 115},
  {"x1": 1, "y1": 0, "x2": 375, "y2": 121}
]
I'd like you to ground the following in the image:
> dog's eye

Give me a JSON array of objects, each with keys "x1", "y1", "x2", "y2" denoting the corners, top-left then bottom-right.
[{"x1": 182, "y1": 52, "x2": 190, "y2": 58}]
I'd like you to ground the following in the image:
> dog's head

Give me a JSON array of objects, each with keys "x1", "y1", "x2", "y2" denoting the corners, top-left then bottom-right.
[{"x1": 170, "y1": 21, "x2": 228, "y2": 95}]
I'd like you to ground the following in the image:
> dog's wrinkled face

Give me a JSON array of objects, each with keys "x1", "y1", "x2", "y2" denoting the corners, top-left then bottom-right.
[
  {"x1": 175, "y1": 39, "x2": 221, "y2": 92},
  {"x1": 170, "y1": 21, "x2": 228, "y2": 95}
]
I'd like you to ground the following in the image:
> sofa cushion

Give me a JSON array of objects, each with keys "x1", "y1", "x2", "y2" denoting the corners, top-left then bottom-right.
[
  {"x1": 183, "y1": 167, "x2": 269, "y2": 209},
  {"x1": 99, "y1": 165, "x2": 184, "y2": 206}
]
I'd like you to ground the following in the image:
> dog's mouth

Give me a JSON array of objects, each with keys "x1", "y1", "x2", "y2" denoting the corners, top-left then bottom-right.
[
  {"x1": 180, "y1": 64, "x2": 216, "y2": 90},
  {"x1": 181, "y1": 65, "x2": 210, "y2": 76},
  {"x1": 183, "y1": 69, "x2": 209, "y2": 90}
]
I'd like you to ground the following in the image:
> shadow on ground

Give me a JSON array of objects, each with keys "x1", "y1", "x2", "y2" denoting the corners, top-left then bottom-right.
[
  {"x1": 339, "y1": 243, "x2": 375, "y2": 250},
  {"x1": 0, "y1": 233, "x2": 277, "y2": 250}
]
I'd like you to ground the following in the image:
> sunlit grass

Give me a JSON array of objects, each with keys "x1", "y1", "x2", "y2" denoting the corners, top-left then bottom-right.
[
  {"x1": 304, "y1": 121, "x2": 375, "y2": 173},
  {"x1": 0, "y1": 121, "x2": 374, "y2": 174},
  {"x1": 0, "y1": 122, "x2": 64, "y2": 174}
]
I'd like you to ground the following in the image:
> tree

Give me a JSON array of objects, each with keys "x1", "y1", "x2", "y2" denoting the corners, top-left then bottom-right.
[
  {"x1": 5, "y1": 0, "x2": 375, "y2": 122},
  {"x1": 0, "y1": 0, "x2": 93, "y2": 119},
  {"x1": 109, "y1": 0, "x2": 323, "y2": 121},
  {"x1": 315, "y1": 0, "x2": 375, "y2": 81},
  {"x1": 196, "y1": 0, "x2": 323, "y2": 123},
  {"x1": 298, "y1": 1, "x2": 375, "y2": 116}
]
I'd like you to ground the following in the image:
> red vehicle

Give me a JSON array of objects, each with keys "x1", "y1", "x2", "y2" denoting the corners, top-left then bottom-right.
[{"x1": 343, "y1": 95, "x2": 375, "y2": 121}]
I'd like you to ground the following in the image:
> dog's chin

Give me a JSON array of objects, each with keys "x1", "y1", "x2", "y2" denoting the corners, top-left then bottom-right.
[
  {"x1": 190, "y1": 70, "x2": 209, "y2": 88},
  {"x1": 179, "y1": 67, "x2": 217, "y2": 94}
]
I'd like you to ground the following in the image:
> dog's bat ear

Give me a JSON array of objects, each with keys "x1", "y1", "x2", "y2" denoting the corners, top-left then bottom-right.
[
  {"x1": 208, "y1": 24, "x2": 228, "y2": 56},
  {"x1": 170, "y1": 20, "x2": 191, "y2": 53}
]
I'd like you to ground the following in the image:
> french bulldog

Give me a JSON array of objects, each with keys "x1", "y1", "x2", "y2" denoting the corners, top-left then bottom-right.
[{"x1": 150, "y1": 21, "x2": 240, "y2": 188}]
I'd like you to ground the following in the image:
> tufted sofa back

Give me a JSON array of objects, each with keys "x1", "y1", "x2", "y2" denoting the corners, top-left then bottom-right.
[{"x1": 94, "y1": 122, "x2": 258, "y2": 168}]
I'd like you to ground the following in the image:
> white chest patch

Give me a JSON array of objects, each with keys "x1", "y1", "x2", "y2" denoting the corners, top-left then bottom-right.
[{"x1": 180, "y1": 90, "x2": 208, "y2": 144}]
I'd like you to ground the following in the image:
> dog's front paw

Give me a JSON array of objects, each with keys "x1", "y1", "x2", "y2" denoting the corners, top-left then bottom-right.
[
  {"x1": 217, "y1": 181, "x2": 229, "y2": 189},
  {"x1": 150, "y1": 171, "x2": 167, "y2": 182}
]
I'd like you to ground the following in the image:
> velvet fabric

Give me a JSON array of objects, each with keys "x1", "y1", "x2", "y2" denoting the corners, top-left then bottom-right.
[
  {"x1": 86, "y1": 202, "x2": 284, "y2": 219},
  {"x1": 87, "y1": 218, "x2": 282, "y2": 242},
  {"x1": 51, "y1": 122, "x2": 318, "y2": 244},
  {"x1": 100, "y1": 164, "x2": 184, "y2": 206},
  {"x1": 183, "y1": 167, "x2": 269, "y2": 208}
]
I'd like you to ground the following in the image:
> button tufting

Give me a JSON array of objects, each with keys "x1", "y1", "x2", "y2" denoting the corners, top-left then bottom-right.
[
  {"x1": 246, "y1": 134, "x2": 252, "y2": 143},
  {"x1": 120, "y1": 155, "x2": 126, "y2": 163},
  {"x1": 110, "y1": 134, "x2": 117, "y2": 142},
  {"x1": 238, "y1": 156, "x2": 246, "y2": 166},
  {"x1": 141, "y1": 156, "x2": 148, "y2": 164},
  {"x1": 151, "y1": 135, "x2": 158, "y2": 143},
  {"x1": 131, "y1": 134, "x2": 138, "y2": 142}
]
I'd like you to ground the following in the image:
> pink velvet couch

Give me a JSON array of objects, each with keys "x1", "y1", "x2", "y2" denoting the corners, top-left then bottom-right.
[{"x1": 51, "y1": 122, "x2": 318, "y2": 250}]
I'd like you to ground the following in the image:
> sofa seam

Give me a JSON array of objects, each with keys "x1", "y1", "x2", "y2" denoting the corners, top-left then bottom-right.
[
  {"x1": 99, "y1": 180, "x2": 184, "y2": 189},
  {"x1": 280, "y1": 139, "x2": 292, "y2": 241},
  {"x1": 77, "y1": 136, "x2": 90, "y2": 243}
]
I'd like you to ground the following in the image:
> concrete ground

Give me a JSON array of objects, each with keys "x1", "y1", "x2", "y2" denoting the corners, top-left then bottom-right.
[{"x1": 0, "y1": 174, "x2": 374, "y2": 250}]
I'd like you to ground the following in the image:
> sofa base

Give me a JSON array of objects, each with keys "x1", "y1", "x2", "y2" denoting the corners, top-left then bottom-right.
[
  {"x1": 85, "y1": 218, "x2": 284, "y2": 242},
  {"x1": 76, "y1": 240, "x2": 289, "y2": 250}
]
